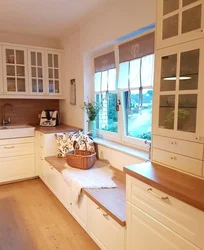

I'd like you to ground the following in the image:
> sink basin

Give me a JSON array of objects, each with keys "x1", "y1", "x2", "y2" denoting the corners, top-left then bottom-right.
[{"x1": 0, "y1": 125, "x2": 35, "y2": 139}]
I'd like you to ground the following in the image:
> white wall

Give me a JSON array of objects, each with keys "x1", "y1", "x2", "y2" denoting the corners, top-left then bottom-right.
[{"x1": 60, "y1": 0, "x2": 156, "y2": 129}]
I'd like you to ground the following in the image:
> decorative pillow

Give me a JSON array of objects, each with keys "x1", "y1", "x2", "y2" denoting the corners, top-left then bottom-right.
[{"x1": 55, "y1": 131, "x2": 95, "y2": 158}]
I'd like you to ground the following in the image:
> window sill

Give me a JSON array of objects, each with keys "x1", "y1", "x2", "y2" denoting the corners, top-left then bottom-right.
[{"x1": 93, "y1": 137, "x2": 149, "y2": 161}]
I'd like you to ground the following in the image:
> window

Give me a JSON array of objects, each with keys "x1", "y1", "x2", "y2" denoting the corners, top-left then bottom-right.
[{"x1": 93, "y1": 31, "x2": 155, "y2": 149}]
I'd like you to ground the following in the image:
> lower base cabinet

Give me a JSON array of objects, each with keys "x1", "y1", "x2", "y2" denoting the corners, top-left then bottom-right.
[{"x1": 87, "y1": 198, "x2": 125, "y2": 250}]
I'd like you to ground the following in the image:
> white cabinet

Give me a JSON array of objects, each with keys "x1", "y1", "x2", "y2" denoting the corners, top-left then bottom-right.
[
  {"x1": 2, "y1": 46, "x2": 28, "y2": 95},
  {"x1": 28, "y1": 49, "x2": 46, "y2": 95},
  {"x1": 126, "y1": 202, "x2": 200, "y2": 250},
  {"x1": 87, "y1": 198, "x2": 125, "y2": 250},
  {"x1": 0, "y1": 137, "x2": 35, "y2": 183},
  {"x1": 156, "y1": 0, "x2": 204, "y2": 49},
  {"x1": 0, "y1": 46, "x2": 3, "y2": 95}
]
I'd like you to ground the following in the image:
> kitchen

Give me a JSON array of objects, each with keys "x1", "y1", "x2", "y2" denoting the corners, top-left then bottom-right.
[{"x1": 0, "y1": 0, "x2": 204, "y2": 250}]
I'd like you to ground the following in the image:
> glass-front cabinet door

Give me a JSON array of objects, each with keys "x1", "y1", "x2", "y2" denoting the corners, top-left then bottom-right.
[
  {"x1": 28, "y1": 49, "x2": 45, "y2": 95},
  {"x1": 153, "y1": 38, "x2": 204, "y2": 143},
  {"x1": 46, "y1": 52, "x2": 61, "y2": 95},
  {"x1": 3, "y1": 46, "x2": 28, "y2": 94},
  {"x1": 156, "y1": 0, "x2": 204, "y2": 49}
]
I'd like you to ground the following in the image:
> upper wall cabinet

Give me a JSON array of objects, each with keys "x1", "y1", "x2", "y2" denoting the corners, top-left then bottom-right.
[
  {"x1": 2, "y1": 46, "x2": 28, "y2": 95},
  {"x1": 28, "y1": 49, "x2": 46, "y2": 95},
  {"x1": 153, "y1": 38, "x2": 204, "y2": 143},
  {"x1": 156, "y1": 0, "x2": 204, "y2": 49}
]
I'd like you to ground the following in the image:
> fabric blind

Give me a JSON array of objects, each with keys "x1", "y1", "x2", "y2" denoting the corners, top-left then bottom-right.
[
  {"x1": 119, "y1": 32, "x2": 155, "y2": 63},
  {"x1": 94, "y1": 51, "x2": 116, "y2": 73}
]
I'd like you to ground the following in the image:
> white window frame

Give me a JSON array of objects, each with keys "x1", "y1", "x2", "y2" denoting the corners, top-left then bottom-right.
[{"x1": 92, "y1": 29, "x2": 155, "y2": 151}]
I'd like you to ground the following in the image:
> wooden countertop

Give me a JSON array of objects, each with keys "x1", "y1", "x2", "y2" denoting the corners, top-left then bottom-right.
[
  {"x1": 35, "y1": 124, "x2": 81, "y2": 134},
  {"x1": 124, "y1": 162, "x2": 204, "y2": 212},
  {"x1": 45, "y1": 156, "x2": 126, "y2": 227}
]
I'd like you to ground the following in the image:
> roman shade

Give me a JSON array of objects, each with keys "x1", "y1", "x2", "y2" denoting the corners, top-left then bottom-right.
[{"x1": 94, "y1": 52, "x2": 116, "y2": 73}]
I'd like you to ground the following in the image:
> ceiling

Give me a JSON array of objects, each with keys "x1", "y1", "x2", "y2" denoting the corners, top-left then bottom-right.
[{"x1": 0, "y1": 0, "x2": 106, "y2": 38}]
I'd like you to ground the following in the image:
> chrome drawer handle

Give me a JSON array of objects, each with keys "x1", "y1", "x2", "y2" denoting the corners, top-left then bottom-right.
[
  {"x1": 97, "y1": 207, "x2": 108, "y2": 217},
  {"x1": 147, "y1": 188, "x2": 169, "y2": 201},
  {"x1": 4, "y1": 145, "x2": 14, "y2": 149}
]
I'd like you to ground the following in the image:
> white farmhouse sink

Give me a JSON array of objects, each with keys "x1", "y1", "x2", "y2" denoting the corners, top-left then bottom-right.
[{"x1": 0, "y1": 125, "x2": 35, "y2": 139}]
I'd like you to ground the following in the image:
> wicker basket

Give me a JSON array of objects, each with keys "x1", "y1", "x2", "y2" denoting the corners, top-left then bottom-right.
[{"x1": 66, "y1": 140, "x2": 96, "y2": 170}]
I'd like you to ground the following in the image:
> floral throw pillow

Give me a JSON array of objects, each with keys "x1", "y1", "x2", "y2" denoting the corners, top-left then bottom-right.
[{"x1": 55, "y1": 131, "x2": 95, "y2": 158}]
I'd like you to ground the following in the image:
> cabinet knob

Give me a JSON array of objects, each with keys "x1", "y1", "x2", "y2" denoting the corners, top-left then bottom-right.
[
  {"x1": 196, "y1": 136, "x2": 201, "y2": 140},
  {"x1": 170, "y1": 156, "x2": 177, "y2": 160},
  {"x1": 171, "y1": 141, "x2": 177, "y2": 145}
]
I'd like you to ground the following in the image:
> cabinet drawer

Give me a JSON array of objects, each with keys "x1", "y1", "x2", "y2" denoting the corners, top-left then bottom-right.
[
  {"x1": 153, "y1": 135, "x2": 203, "y2": 160},
  {"x1": 0, "y1": 155, "x2": 35, "y2": 182},
  {"x1": 0, "y1": 142, "x2": 34, "y2": 158},
  {"x1": 87, "y1": 198, "x2": 125, "y2": 250},
  {"x1": 152, "y1": 148, "x2": 203, "y2": 176},
  {"x1": 126, "y1": 176, "x2": 204, "y2": 249}
]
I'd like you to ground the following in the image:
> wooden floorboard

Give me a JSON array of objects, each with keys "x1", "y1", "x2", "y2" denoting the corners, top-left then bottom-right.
[{"x1": 0, "y1": 178, "x2": 100, "y2": 250}]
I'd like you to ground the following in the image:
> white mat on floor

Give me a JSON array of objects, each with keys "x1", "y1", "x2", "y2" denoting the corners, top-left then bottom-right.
[{"x1": 62, "y1": 160, "x2": 117, "y2": 202}]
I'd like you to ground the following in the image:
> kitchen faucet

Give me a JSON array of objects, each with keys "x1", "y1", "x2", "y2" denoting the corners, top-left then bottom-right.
[{"x1": 2, "y1": 103, "x2": 15, "y2": 127}]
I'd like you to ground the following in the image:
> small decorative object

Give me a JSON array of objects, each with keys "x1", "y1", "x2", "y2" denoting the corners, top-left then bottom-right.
[
  {"x1": 164, "y1": 109, "x2": 190, "y2": 130},
  {"x1": 8, "y1": 55, "x2": 15, "y2": 64},
  {"x1": 70, "y1": 79, "x2": 76, "y2": 105},
  {"x1": 82, "y1": 99, "x2": 102, "y2": 137},
  {"x1": 66, "y1": 140, "x2": 96, "y2": 170}
]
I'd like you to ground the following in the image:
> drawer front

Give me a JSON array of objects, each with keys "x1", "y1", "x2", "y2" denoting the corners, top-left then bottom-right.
[
  {"x1": 127, "y1": 176, "x2": 204, "y2": 249},
  {"x1": 87, "y1": 198, "x2": 125, "y2": 250},
  {"x1": 0, "y1": 137, "x2": 34, "y2": 145},
  {"x1": 153, "y1": 135, "x2": 203, "y2": 160},
  {"x1": 0, "y1": 142, "x2": 34, "y2": 158},
  {"x1": 152, "y1": 148, "x2": 203, "y2": 176},
  {"x1": 0, "y1": 155, "x2": 35, "y2": 182}
]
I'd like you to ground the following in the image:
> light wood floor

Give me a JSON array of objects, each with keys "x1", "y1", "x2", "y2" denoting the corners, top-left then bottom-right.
[{"x1": 0, "y1": 178, "x2": 100, "y2": 250}]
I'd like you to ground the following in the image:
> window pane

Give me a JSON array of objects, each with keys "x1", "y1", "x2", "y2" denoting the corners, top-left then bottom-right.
[
  {"x1": 124, "y1": 89, "x2": 152, "y2": 140},
  {"x1": 96, "y1": 93, "x2": 118, "y2": 133},
  {"x1": 101, "y1": 71, "x2": 108, "y2": 91},
  {"x1": 162, "y1": 14, "x2": 179, "y2": 40},
  {"x1": 129, "y1": 59, "x2": 140, "y2": 89},
  {"x1": 118, "y1": 62, "x2": 129, "y2": 90},
  {"x1": 141, "y1": 54, "x2": 154, "y2": 88},
  {"x1": 108, "y1": 68, "x2": 116, "y2": 92},
  {"x1": 94, "y1": 72, "x2": 101, "y2": 92}
]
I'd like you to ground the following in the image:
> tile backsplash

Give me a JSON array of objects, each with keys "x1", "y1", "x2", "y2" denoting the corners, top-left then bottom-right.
[{"x1": 0, "y1": 99, "x2": 59, "y2": 125}]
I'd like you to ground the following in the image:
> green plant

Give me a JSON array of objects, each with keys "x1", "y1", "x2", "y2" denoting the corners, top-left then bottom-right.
[
  {"x1": 82, "y1": 99, "x2": 102, "y2": 121},
  {"x1": 165, "y1": 109, "x2": 190, "y2": 125}
]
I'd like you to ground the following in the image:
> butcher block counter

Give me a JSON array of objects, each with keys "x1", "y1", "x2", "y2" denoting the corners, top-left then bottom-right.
[
  {"x1": 124, "y1": 161, "x2": 204, "y2": 212},
  {"x1": 35, "y1": 124, "x2": 81, "y2": 134}
]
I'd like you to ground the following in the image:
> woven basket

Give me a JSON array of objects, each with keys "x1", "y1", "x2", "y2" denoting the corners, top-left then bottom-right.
[{"x1": 66, "y1": 140, "x2": 96, "y2": 170}]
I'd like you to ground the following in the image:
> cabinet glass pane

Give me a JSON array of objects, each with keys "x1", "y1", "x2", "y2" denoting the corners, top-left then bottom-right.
[
  {"x1": 182, "y1": 5, "x2": 201, "y2": 34},
  {"x1": 32, "y1": 67, "x2": 36, "y2": 78},
  {"x1": 38, "y1": 80, "x2": 43, "y2": 93},
  {"x1": 17, "y1": 66, "x2": 25, "y2": 77},
  {"x1": 6, "y1": 65, "x2": 15, "y2": 76},
  {"x1": 48, "y1": 54, "x2": 53, "y2": 67},
  {"x1": 55, "y1": 80, "x2": 59, "y2": 93},
  {"x1": 7, "y1": 78, "x2": 16, "y2": 92},
  {"x1": 161, "y1": 54, "x2": 177, "y2": 91},
  {"x1": 16, "y1": 50, "x2": 24, "y2": 64},
  {"x1": 49, "y1": 80, "x2": 54, "y2": 93},
  {"x1": 183, "y1": 0, "x2": 199, "y2": 7},
  {"x1": 54, "y1": 69, "x2": 59, "y2": 79},
  {"x1": 178, "y1": 94, "x2": 197, "y2": 132},
  {"x1": 6, "y1": 49, "x2": 15, "y2": 64},
  {"x1": 54, "y1": 55, "x2": 58, "y2": 68},
  {"x1": 163, "y1": 14, "x2": 179, "y2": 39},
  {"x1": 163, "y1": 0, "x2": 179, "y2": 15},
  {"x1": 17, "y1": 78, "x2": 26, "y2": 92},
  {"x1": 37, "y1": 53, "x2": 42, "y2": 66},
  {"x1": 31, "y1": 52, "x2": 36, "y2": 66},
  {"x1": 179, "y1": 49, "x2": 199, "y2": 90},
  {"x1": 38, "y1": 67, "x2": 43, "y2": 78},
  {"x1": 32, "y1": 79, "x2": 37, "y2": 92},
  {"x1": 159, "y1": 95, "x2": 175, "y2": 130},
  {"x1": 49, "y1": 68, "x2": 53, "y2": 78}
]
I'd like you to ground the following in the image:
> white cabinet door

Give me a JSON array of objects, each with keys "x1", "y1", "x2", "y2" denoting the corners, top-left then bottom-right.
[
  {"x1": 127, "y1": 202, "x2": 200, "y2": 250},
  {"x1": 87, "y1": 198, "x2": 125, "y2": 250},
  {"x1": 60, "y1": 178, "x2": 72, "y2": 213},
  {"x1": 153, "y1": 38, "x2": 204, "y2": 143},
  {"x1": 45, "y1": 51, "x2": 62, "y2": 96},
  {"x1": 28, "y1": 49, "x2": 46, "y2": 95},
  {"x1": 0, "y1": 155, "x2": 35, "y2": 183},
  {"x1": 156, "y1": 0, "x2": 204, "y2": 49},
  {"x1": 0, "y1": 46, "x2": 3, "y2": 95},
  {"x1": 2, "y1": 46, "x2": 28, "y2": 95}
]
